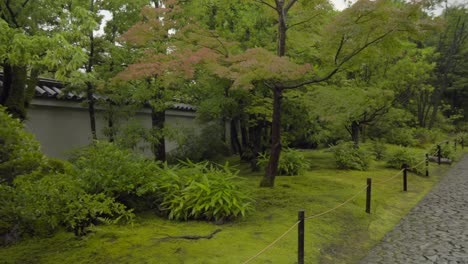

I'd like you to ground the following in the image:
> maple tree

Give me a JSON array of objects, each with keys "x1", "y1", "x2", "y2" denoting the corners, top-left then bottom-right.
[{"x1": 205, "y1": 0, "x2": 430, "y2": 187}]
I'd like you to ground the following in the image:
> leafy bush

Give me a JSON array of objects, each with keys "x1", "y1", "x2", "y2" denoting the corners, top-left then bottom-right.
[
  {"x1": 0, "y1": 172, "x2": 134, "y2": 244},
  {"x1": 384, "y1": 128, "x2": 415, "y2": 147},
  {"x1": 141, "y1": 161, "x2": 253, "y2": 222},
  {"x1": 431, "y1": 143, "x2": 456, "y2": 161},
  {"x1": 412, "y1": 128, "x2": 444, "y2": 146},
  {"x1": 0, "y1": 106, "x2": 44, "y2": 184},
  {"x1": 331, "y1": 142, "x2": 370, "y2": 171},
  {"x1": 257, "y1": 148, "x2": 309, "y2": 176},
  {"x1": 70, "y1": 141, "x2": 160, "y2": 200},
  {"x1": 386, "y1": 147, "x2": 424, "y2": 174},
  {"x1": 369, "y1": 140, "x2": 387, "y2": 160}
]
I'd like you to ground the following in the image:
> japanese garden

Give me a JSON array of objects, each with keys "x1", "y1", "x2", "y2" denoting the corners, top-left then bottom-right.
[{"x1": 0, "y1": 0, "x2": 467, "y2": 263}]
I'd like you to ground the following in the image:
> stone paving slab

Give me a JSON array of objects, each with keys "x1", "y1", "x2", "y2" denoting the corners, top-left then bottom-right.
[{"x1": 359, "y1": 154, "x2": 468, "y2": 264}]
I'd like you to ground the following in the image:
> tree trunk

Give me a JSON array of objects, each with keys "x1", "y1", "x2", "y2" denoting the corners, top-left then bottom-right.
[
  {"x1": 151, "y1": 108, "x2": 166, "y2": 162},
  {"x1": 86, "y1": 0, "x2": 97, "y2": 140},
  {"x1": 230, "y1": 119, "x2": 242, "y2": 155},
  {"x1": 0, "y1": 64, "x2": 12, "y2": 105},
  {"x1": 3, "y1": 65, "x2": 27, "y2": 120},
  {"x1": 351, "y1": 121, "x2": 360, "y2": 148},
  {"x1": 86, "y1": 82, "x2": 97, "y2": 140},
  {"x1": 261, "y1": 1, "x2": 288, "y2": 187},
  {"x1": 261, "y1": 86, "x2": 282, "y2": 187}
]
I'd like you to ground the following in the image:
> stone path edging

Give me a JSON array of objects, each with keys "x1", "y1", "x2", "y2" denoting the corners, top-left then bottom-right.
[{"x1": 359, "y1": 154, "x2": 468, "y2": 264}]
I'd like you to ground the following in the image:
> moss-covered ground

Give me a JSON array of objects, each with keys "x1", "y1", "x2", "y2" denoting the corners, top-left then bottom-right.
[{"x1": 0, "y1": 146, "x2": 463, "y2": 264}]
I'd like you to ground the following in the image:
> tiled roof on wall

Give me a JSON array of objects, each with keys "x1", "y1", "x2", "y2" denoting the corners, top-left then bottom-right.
[{"x1": 0, "y1": 73, "x2": 195, "y2": 111}]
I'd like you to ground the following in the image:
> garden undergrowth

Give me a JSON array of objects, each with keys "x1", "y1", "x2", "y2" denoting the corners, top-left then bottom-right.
[{"x1": 0, "y1": 146, "x2": 462, "y2": 264}]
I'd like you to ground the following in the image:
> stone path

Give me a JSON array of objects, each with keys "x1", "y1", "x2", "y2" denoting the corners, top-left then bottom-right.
[{"x1": 359, "y1": 154, "x2": 468, "y2": 264}]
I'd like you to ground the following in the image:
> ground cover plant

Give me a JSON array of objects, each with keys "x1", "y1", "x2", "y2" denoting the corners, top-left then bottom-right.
[{"x1": 1, "y1": 146, "x2": 463, "y2": 263}]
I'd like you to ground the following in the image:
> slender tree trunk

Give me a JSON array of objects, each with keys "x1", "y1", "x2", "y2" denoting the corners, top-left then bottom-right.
[
  {"x1": 0, "y1": 64, "x2": 13, "y2": 105},
  {"x1": 230, "y1": 119, "x2": 242, "y2": 155},
  {"x1": 351, "y1": 121, "x2": 360, "y2": 148},
  {"x1": 261, "y1": 86, "x2": 282, "y2": 187},
  {"x1": 240, "y1": 119, "x2": 249, "y2": 161},
  {"x1": 151, "y1": 108, "x2": 166, "y2": 162},
  {"x1": 86, "y1": 82, "x2": 97, "y2": 140},
  {"x1": 262, "y1": 1, "x2": 287, "y2": 187},
  {"x1": 86, "y1": 0, "x2": 97, "y2": 140}
]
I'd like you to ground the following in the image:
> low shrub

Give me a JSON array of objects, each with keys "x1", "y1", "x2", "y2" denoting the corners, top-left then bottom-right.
[
  {"x1": 0, "y1": 172, "x2": 134, "y2": 244},
  {"x1": 385, "y1": 128, "x2": 415, "y2": 147},
  {"x1": 331, "y1": 142, "x2": 370, "y2": 171},
  {"x1": 257, "y1": 148, "x2": 309, "y2": 176},
  {"x1": 141, "y1": 161, "x2": 253, "y2": 222},
  {"x1": 431, "y1": 143, "x2": 456, "y2": 161},
  {"x1": 70, "y1": 141, "x2": 160, "y2": 200},
  {"x1": 412, "y1": 128, "x2": 444, "y2": 146},
  {"x1": 369, "y1": 140, "x2": 387, "y2": 160},
  {"x1": 386, "y1": 147, "x2": 425, "y2": 175}
]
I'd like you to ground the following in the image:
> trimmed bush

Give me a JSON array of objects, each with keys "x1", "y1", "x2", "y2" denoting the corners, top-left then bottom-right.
[
  {"x1": 385, "y1": 128, "x2": 415, "y2": 147},
  {"x1": 331, "y1": 142, "x2": 370, "y2": 171},
  {"x1": 369, "y1": 140, "x2": 387, "y2": 160},
  {"x1": 385, "y1": 147, "x2": 425, "y2": 175},
  {"x1": 431, "y1": 143, "x2": 456, "y2": 161},
  {"x1": 257, "y1": 148, "x2": 309, "y2": 176},
  {"x1": 70, "y1": 141, "x2": 160, "y2": 200}
]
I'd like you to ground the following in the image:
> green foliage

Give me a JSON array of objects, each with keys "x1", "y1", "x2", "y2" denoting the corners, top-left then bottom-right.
[
  {"x1": 0, "y1": 106, "x2": 44, "y2": 184},
  {"x1": 257, "y1": 148, "x2": 309, "y2": 176},
  {"x1": 63, "y1": 193, "x2": 134, "y2": 237},
  {"x1": 150, "y1": 161, "x2": 253, "y2": 222},
  {"x1": 412, "y1": 128, "x2": 444, "y2": 146},
  {"x1": 431, "y1": 143, "x2": 456, "y2": 161},
  {"x1": 331, "y1": 142, "x2": 370, "y2": 171},
  {"x1": 369, "y1": 140, "x2": 387, "y2": 160},
  {"x1": 70, "y1": 141, "x2": 160, "y2": 199},
  {"x1": 0, "y1": 172, "x2": 134, "y2": 244},
  {"x1": 384, "y1": 128, "x2": 416, "y2": 147},
  {"x1": 386, "y1": 147, "x2": 418, "y2": 170}
]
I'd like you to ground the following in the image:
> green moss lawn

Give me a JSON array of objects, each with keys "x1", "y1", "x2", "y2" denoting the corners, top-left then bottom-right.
[{"x1": 0, "y1": 146, "x2": 462, "y2": 264}]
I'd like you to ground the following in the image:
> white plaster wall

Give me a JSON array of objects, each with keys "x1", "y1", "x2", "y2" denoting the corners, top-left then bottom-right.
[{"x1": 25, "y1": 98, "x2": 201, "y2": 159}]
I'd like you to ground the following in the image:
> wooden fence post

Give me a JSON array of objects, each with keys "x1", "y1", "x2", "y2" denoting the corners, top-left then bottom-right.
[
  {"x1": 425, "y1": 153, "x2": 429, "y2": 177},
  {"x1": 437, "y1": 145, "x2": 441, "y2": 165},
  {"x1": 366, "y1": 178, "x2": 372, "y2": 214},
  {"x1": 298, "y1": 210, "x2": 305, "y2": 264},
  {"x1": 403, "y1": 164, "x2": 408, "y2": 192}
]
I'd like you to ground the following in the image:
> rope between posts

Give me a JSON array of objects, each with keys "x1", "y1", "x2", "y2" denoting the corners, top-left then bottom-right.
[
  {"x1": 242, "y1": 220, "x2": 300, "y2": 264},
  {"x1": 305, "y1": 185, "x2": 368, "y2": 221},
  {"x1": 409, "y1": 159, "x2": 426, "y2": 170},
  {"x1": 374, "y1": 168, "x2": 405, "y2": 185},
  {"x1": 242, "y1": 146, "x2": 442, "y2": 263},
  {"x1": 242, "y1": 184, "x2": 368, "y2": 263}
]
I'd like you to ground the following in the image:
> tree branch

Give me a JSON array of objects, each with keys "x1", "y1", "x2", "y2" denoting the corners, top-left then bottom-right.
[
  {"x1": 287, "y1": 13, "x2": 320, "y2": 30},
  {"x1": 4, "y1": 0, "x2": 20, "y2": 28},
  {"x1": 334, "y1": 35, "x2": 346, "y2": 66},
  {"x1": 254, "y1": 0, "x2": 277, "y2": 11},
  {"x1": 285, "y1": 0, "x2": 298, "y2": 13},
  {"x1": 281, "y1": 30, "x2": 395, "y2": 89}
]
